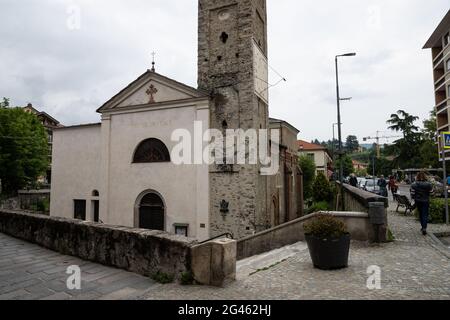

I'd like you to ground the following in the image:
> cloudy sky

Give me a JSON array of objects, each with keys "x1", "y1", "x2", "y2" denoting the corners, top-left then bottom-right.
[{"x1": 0, "y1": 0, "x2": 448, "y2": 143}]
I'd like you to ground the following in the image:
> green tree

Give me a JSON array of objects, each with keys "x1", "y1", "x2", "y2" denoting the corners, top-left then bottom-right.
[
  {"x1": 0, "y1": 97, "x2": 9, "y2": 108},
  {"x1": 299, "y1": 155, "x2": 316, "y2": 200},
  {"x1": 312, "y1": 172, "x2": 333, "y2": 203},
  {"x1": 345, "y1": 135, "x2": 360, "y2": 153},
  {"x1": 0, "y1": 106, "x2": 49, "y2": 195},
  {"x1": 420, "y1": 110, "x2": 439, "y2": 169},
  {"x1": 386, "y1": 110, "x2": 422, "y2": 169},
  {"x1": 368, "y1": 156, "x2": 394, "y2": 177},
  {"x1": 423, "y1": 110, "x2": 437, "y2": 140},
  {"x1": 333, "y1": 155, "x2": 354, "y2": 177},
  {"x1": 355, "y1": 168, "x2": 368, "y2": 177},
  {"x1": 387, "y1": 110, "x2": 420, "y2": 138}
]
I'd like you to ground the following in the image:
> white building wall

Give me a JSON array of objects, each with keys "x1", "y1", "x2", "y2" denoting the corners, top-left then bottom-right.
[
  {"x1": 100, "y1": 102, "x2": 210, "y2": 240},
  {"x1": 50, "y1": 125, "x2": 102, "y2": 220},
  {"x1": 50, "y1": 99, "x2": 210, "y2": 241}
]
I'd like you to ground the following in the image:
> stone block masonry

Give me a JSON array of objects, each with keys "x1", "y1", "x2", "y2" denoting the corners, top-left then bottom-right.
[
  {"x1": 199, "y1": 0, "x2": 271, "y2": 239},
  {"x1": 0, "y1": 210, "x2": 195, "y2": 280},
  {"x1": 237, "y1": 211, "x2": 375, "y2": 260},
  {"x1": 0, "y1": 210, "x2": 237, "y2": 286}
]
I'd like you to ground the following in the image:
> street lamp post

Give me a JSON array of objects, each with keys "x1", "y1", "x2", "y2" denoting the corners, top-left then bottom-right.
[
  {"x1": 332, "y1": 123, "x2": 338, "y2": 161},
  {"x1": 335, "y1": 52, "x2": 356, "y2": 209},
  {"x1": 440, "y1": 134, "x2": 449, "y2": 225}
]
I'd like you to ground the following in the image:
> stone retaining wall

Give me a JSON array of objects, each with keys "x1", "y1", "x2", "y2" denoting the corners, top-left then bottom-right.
[
  {"x1": 18, "y1": 189, "x2": 50, "y2": 213},
  {"x1": 0, "y1": 210, "x2": 195, "y2": 280},
  {"x1": 341, "y1": 183, "x2": 388, "y2": 212},
  {"x1": 340, "y1": 183, "x2": 389, "y2": 243},
  {"x1": 237, "y1": 211, "x2": 373, "y2": 260}
]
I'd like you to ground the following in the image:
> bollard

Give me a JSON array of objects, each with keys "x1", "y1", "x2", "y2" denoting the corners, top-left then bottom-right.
[{"x1": 368, "y1": 202, "x2": 387, "y2": 243}]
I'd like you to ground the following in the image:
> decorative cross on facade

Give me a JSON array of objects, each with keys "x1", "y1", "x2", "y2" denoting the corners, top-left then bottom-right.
[{"x1": 146, "y1": 84, "x2": 158, "y2": 104}]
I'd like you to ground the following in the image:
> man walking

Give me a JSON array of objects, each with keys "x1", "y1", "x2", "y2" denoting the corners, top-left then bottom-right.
[
  {"x1": 411, "y1": 172, "x2": 433, "y2": 236},
  {"x1": 377, "y1": 175, "x2": 388, "y2": 197},
  {"x1": 349, "y1": 174, "x2": 358, "y2": 188},
  {"x1": 388, "y1": 176, "x2": 398, "y2": 196}
]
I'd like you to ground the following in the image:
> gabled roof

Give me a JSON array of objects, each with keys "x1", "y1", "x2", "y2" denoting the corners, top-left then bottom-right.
[
  {"x1": 269, "y1": 117, "x2": 300, "y2": 134},
  {"x1": 423, "y1": 9, "x2": 450, "y2": 49},
  {"x1": 23, "y1": 104, "x2": 61, "y2": 126},
  {"x1": 298, "y1": 140, "x2": 327, "y2": 151},
  {"x1": 97, "y1": 70, "x2": 209, "y2": 113},
  {"x1": 37, "y1": 111, "x2": 61, "y2": 126}
]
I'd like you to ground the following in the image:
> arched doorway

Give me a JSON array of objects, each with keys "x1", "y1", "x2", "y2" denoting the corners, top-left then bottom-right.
[{"x1": 137, "y1": 192, "x2": 165, "y2": 231}]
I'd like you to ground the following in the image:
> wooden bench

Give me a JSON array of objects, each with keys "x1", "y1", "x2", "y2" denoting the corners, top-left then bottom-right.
[{"x1": 393, "y1": 194, "x2": 415, "y2": 215}]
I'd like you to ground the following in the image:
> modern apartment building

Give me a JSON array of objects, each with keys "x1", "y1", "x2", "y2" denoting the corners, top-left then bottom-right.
[{"x1": 423, "y1": 10, "x2": 450, "y2": 161}]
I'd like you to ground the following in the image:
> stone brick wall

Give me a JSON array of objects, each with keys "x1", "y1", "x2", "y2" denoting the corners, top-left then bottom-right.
[
  {"x1": 237, "y1": 211, "x2": 373, "y2": 260},
  {"x1": 18, "y1": 189, "x2": 50, "y2": 213},
  {"x1": 198, "y1": 0, "x2": 270, "y2": 239},
  {"x1": 0, "y1": 210, "x2": 195, "y2": 280},
  {"x1": 340, "y1": 183, "x2": 388, "y2": 242},
  {"x1": 340, "y1": 183, "x2": 388, "y2": 212}
]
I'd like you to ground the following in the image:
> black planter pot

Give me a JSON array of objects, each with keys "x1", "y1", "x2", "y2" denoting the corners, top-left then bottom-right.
[{"x1": 305, "y1": 233, "x2": 351, "y2": 270}]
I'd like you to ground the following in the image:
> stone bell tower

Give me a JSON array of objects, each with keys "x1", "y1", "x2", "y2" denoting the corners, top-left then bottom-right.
[{"x1": 198, "y1": 0, "x2": 270, "y2": 239}]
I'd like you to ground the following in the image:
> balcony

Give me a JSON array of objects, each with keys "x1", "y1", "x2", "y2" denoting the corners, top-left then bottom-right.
[
  {"x1": 436, "y1": 99, "x2": 449, "y2": 114},
  {"x1": 435, "y1": 78, "x2": 448, "y2": 93},
  {"x1": 433, "y1": 50, "x2": 449, "y2": 71},
  {"x1": 433, "y1": 50, "x2": 444, "y2": 65}
]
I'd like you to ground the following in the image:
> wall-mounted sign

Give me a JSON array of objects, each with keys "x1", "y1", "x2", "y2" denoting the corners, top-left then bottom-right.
[
  {"x1": 443, "y1": 132, "x2": 450, "y2": 150},
  {"x1": 253, "y1": 40, "x2": 269, "y2": 104}
]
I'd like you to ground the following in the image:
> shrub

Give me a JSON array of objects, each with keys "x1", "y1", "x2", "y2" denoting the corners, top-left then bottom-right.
[
  {"x1": 303, "y1": 214, "x2": 348, "y2": 239},
  {"x1": 306, "y1": 201, "x2": 330, "y2": 215},
  {"x1": 180, "y1": 271, "x2": 194, "y2": 285},
  {"x1": 312, "y1": 173, "x2": 333, "y2": 203},
  {"x1": 429, "y1": 198, "x2": 446, "y2": 224},
  {"x1": 36, "y1": 198, "x2": 50, "y2": 213},
  {"x1": 413, "y1": 198, "x2": 446, "y2": 224},
  {"x1": 299, "y1": 155, "x2": 316, "y2": 200},
  {"x1": 151, "y1": 271, "x2": 174, "y2": 284}
]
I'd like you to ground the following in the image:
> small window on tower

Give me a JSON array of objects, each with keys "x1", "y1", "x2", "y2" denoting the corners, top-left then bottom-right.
[
  {"x1": 222, "y1": 120, "x2": 228, "y2": 129},
  {"x1": 220, "y1": 32, "x2": 229, "y2": 44}
]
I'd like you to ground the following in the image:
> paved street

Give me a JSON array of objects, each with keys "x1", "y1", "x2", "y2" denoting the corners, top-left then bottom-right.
[{"x1": 1, "y1": 205, "x2": 450, "y2": 300}]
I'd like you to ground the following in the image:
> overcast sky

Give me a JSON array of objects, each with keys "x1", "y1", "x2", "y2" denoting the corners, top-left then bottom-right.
[{"x1": 0, "y1": 0, "x2": 449, "y2": 143}]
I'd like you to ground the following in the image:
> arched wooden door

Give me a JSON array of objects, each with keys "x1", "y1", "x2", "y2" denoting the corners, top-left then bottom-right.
[{"x1": 139, "y1": 193, "x2": 165, "y2": 231}]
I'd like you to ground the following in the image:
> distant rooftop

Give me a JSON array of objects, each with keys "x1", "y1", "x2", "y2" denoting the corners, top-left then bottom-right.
[
  {"x1": 23, "y1": 103, "x2": 63, "y2": 127},
  {"x1": 298, "y1": 140, "x2": 326, "y2": 151}
]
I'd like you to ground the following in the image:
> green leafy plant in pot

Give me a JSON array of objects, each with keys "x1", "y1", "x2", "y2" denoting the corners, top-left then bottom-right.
[{"x1": 303, "y1": 214, "x2": 350, "y2": 270}]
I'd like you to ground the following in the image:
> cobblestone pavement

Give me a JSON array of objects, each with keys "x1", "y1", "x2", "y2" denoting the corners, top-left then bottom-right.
[
  {"x1": 0, "y1": 233, "x2": 157, "y2": 300},
  {"x1": 1, "y1": 205, "x2": 450, "y2": 300}
]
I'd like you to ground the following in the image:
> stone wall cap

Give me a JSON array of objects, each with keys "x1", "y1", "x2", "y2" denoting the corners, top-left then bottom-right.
[
  {"x1": 18, "y1": 189, "x2": 51, "y2": 194},
  {"x1": 0, "y1": 210, "x2": 198, "y2": 246}
]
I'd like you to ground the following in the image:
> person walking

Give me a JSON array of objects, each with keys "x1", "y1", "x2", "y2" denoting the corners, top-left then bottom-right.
[
  {"x1": 388, "y1": 176, "x2": 398, "y2": 196},
  {"x1": 411, "y1": 172, "x2": 433, "y2": 236},
  {"x1": 377, "y1": 175, "x2": 388, "y2": 197},
  {"x1": 349, "y1": 174, "x2": 358, "y2": 188}
]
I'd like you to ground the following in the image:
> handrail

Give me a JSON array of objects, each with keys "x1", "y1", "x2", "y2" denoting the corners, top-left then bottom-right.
[{"x1": 197, "y1": 232, "x2": 234, "y2": 245}]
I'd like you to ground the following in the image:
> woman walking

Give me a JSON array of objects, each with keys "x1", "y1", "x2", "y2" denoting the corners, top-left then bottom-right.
[{"x1": 411, "y1": 172, "x2": 433, "y2": 236}]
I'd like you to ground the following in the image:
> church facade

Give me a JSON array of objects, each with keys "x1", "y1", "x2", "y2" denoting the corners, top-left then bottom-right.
[{"x1": 50, "y1": 0, "x2": 303, "y2": 241}]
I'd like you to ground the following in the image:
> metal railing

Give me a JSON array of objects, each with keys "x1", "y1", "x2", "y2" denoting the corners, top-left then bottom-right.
[{"x1": 197, "y1": 232, "x2": 234, "y2": 245}]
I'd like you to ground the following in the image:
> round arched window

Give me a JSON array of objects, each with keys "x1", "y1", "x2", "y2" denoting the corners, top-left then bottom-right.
[{"x1": 133, "y1": 138, "x2": 171, "y2": 163}]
